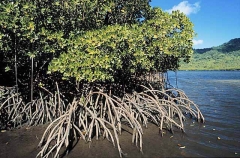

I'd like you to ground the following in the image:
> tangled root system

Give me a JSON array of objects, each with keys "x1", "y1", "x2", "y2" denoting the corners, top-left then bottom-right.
[{"x1": 35, "y1": 84, "x2": 204, "y2": 157}]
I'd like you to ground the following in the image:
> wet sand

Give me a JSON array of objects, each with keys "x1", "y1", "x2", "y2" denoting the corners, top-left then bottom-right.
[{"x1": 0, "y1": 124, "x2": 190, "y2": 158}]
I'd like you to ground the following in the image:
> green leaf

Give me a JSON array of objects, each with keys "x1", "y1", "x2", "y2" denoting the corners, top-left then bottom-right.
[{"x1": 4, "y1": 66, "x2": 11, "y2": 72}]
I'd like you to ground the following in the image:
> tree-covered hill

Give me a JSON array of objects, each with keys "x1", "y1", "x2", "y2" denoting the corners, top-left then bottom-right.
[{"x1": 180, "y1": 38, "x2": 240, "y2": 70}]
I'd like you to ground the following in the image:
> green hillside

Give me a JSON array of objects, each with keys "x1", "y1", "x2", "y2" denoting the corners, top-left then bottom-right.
[{"x1": 180, "y1": 38, "x2": 240, "y2": 70}]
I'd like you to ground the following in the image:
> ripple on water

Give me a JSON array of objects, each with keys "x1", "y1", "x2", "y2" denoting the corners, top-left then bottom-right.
[{"x1": 167, "y1": 71, "x2": 240, "y2": 157}]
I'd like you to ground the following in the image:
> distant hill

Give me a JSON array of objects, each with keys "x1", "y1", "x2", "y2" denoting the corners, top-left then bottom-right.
[
  {"x1": 180, "y1": 38, "x2": 240, "y2": 70},
  {"x1": 194, "y1": 38, "x2": 240, "y2": 54},
  {"x1": 214, "y1": 38, "x2": 240, "y2": 52},
  {"x1": 194, "y1": 48, "x2": 212, "y2": 54}
]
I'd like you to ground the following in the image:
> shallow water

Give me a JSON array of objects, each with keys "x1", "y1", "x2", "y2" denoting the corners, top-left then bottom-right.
[
  {"x1": 0, "y1": 71, "x2": 239, "y2": 158},
  {"x1": 167, "y1": 71, "x2": 240, "y2": 157}
]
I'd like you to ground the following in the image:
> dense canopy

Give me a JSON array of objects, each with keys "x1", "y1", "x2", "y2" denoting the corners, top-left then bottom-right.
[{"x1": 0, "y1": 0, "x2": 195, "y2": 85}]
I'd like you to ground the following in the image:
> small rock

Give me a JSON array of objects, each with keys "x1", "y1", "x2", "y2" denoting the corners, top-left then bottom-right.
[
  {"x1": 26, "y1": 127, "x2": 31, "y2": 130},
  {"x1": 217, "y1": 137, "x2": 221, "y2": 140},
  {"x1": 179, "y1": 146, "x2": 186, "y2": 149},
  {"x1": 235, "y1": 152, "x2": 237, "y2": 155},
  {"x1": 213, "y1": 129, "x2": 216, "y2": 131},
  {"x1": 1, "y1": 130, "x2": 6, "y2": 133}
]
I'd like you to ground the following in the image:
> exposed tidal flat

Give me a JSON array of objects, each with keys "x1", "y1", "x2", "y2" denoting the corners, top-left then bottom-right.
[{"x1": 0, "y1": 71, "x2": 239, "y2": 157}]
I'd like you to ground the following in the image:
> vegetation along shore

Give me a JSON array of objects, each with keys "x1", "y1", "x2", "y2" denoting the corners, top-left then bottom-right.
[{"x1": 0, "y1": 1, "x2": 206, "y2": 158}]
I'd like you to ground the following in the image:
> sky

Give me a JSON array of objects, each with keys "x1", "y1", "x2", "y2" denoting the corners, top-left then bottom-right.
[{"x1": 150, "y1": 0, "x2": 240, "y2": 49}]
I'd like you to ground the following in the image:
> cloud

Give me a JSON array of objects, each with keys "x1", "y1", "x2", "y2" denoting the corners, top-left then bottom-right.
[
  {"x1": 193, "y1": 39, "x2": 203, "y2": 45},
  {"x1": 166, "y1": 1, "x2": 200, "y2": 15}
]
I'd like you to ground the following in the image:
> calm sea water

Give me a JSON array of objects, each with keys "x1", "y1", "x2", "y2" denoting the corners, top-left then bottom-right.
[{"x1": 167, "y1": 71, "x2": 240, "y2": 157}]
